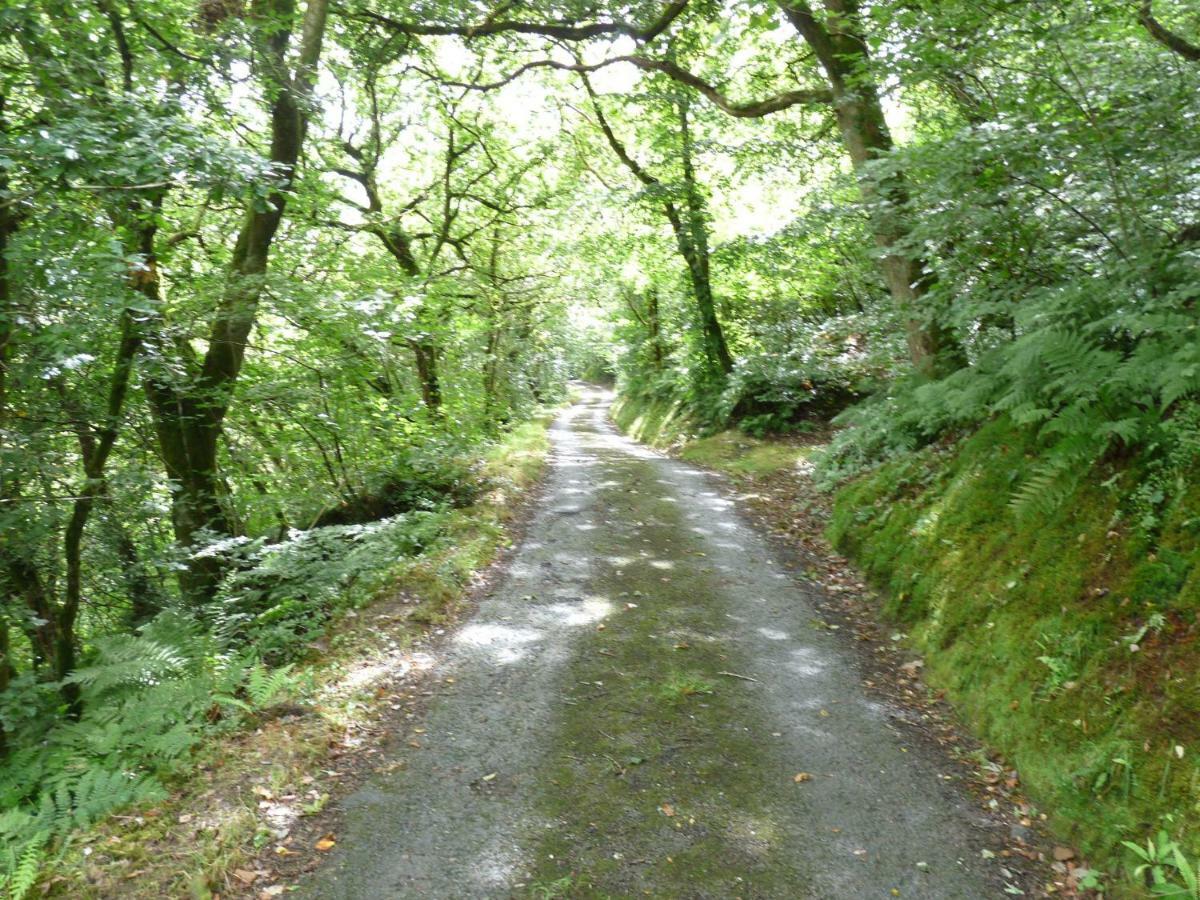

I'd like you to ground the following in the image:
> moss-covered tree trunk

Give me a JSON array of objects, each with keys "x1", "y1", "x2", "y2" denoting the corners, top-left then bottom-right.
[
  {"x1": 674, "y1": 94, "x2": 734, "y2": 376},
  {"x1": 776, "y1": 0, "x2": 963, "y2": 377}
]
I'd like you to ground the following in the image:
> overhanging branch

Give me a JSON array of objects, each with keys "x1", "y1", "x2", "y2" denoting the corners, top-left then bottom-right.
[
  {"x1": 425, "y1": 56, "x2": 831, "y2": 118},
  {"x1": 357, "y1": 0, "x2": 689, "y2": 43},
  {"x1": 1139, "y1": 1, "x2": 1200, "y2": 61}
]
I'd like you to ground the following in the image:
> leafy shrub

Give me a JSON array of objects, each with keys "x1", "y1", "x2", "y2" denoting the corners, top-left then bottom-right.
[
  {"x1": 312, "y1": 434, "x2": 482, "y2": 528},
  {"x1": 0, "y1": 613, "x2": 300, "y2": 895},
  {"x1": 214, "y1": 511, "x2": 447, "y2": 661},
  {"x1": 721, "y1": 304, "x2": 905, "y2": 435}
]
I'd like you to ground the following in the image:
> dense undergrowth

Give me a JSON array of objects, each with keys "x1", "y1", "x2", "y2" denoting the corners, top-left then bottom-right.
[
  {"x1": 828, "y1": 416, "x2": 1200, "y2": 887},
  {"x1": 0, "y1": 416, "x2": 552, "y2": 899}
]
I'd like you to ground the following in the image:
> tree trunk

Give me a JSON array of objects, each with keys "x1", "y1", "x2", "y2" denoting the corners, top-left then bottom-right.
[
  {"x1": 112, "y1": 523, "x2": 163, "y2": 627},
  {"x1": 584, "y1": 78, "x2": 734, "y2": 378},
  {"x1": 647, "y1": 288, "x2": 664, "y2": 369},
  {"x1": 776, "y1": 0, "x2": 962, "y2": 377},
  {"x1": 410, "y1": 340, "x2": 443, "y2": 412},
  {"x1": 142, "y1": 0, "x2": 329, "y2": 605},
  {"x1": 674, "y1": 94, "x2": 734, "y2": 376}
]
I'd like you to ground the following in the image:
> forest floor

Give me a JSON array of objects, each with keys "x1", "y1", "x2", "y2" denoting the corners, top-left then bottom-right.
[{"x1": 287, "y1": 387, "x2": 1067, "y2": 899}]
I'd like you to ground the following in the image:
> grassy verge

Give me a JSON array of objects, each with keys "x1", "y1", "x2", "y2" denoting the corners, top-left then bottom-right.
[
  {"x1": 827, "y1": 419, "x2": 1200, "y2": 892},
  {"x1": 609, "y1": 392, "x2": 698, "y2": 450},
  {"x1": 38, "y1": 413, "x2": 554, "y2": 899},
  {"x1": 611, "y1": 392, "x2": 815, "y2": 480}
]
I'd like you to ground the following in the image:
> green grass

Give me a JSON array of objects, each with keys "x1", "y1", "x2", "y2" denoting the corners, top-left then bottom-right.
[
  {"x1": 610, "y1": 392, "x2": 697, "y2": 449},
  {"x1": 828, "y1": 418, "x2": 1200, "y2": 891},
  {"x1": 610, "y1": 393, "x2": 813, "y2": 480},
  {"x1": 680, "y1": 431, "x2": 813, "y2": 479}
]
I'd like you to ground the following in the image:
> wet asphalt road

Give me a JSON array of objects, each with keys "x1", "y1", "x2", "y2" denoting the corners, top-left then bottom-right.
[{"x1": 298, "y1": 387, "x2": 1014, "y2": 899}]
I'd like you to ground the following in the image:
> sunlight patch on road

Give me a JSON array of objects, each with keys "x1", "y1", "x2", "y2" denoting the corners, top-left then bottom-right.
[
  {"x1": 786, "y1": 647, "x2": 827, "y2": 677},
  {"x1": 540, "y1": 596, "x2": 613, "y2": 627},
  {"x1": 456, "y1": 623, "x2": 543, "y2": 665}
]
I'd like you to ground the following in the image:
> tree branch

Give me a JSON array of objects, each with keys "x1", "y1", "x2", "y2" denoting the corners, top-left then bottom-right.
[
  {"x1": 358, "y1": 0, "x2": 689, "y2": 43},
  {"x1": 1139, "y1": 1, "x2": 1200, "y2": 61},
  {"x1": 424, "y1": 55, "x2": 831, "y2": 117}
]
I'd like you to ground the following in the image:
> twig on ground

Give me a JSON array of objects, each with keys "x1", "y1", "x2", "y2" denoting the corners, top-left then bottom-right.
[{"x1": 717, "y1": 670, "x2": 761, "y2": 683}]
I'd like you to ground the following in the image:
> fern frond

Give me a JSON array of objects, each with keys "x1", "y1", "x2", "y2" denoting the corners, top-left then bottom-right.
[{"x1": 3, "y1": 832, "x2": 48, "y2": 900}]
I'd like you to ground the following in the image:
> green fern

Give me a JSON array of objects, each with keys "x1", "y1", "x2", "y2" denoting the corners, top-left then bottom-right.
[
  {"x1": 245, "y1": 662, "x2": 298, "y2": 708},
  {"x1": 213, "y1": 660, "x2": 301, "y2": 714},
  {"x1": 2, "y1": 832, "x2": 48, "y2": 900}
]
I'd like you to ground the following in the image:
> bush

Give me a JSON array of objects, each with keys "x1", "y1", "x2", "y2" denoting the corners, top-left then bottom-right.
[
  {"x1": 721, "y1": 304, "x2": 905, "y2": 435},
  {"x1": 214, "y1": 510, "x2": 447, "y2": 661},
  {"x1": 0, "y1": 613, "x2": 299, "y2": 897}
]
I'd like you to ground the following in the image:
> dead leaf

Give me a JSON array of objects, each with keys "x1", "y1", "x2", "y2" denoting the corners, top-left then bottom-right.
[
  {"x1": 793, "y1": 772, "x2": 812, "y2": 783},
  {"x1": 232, "y1": 869, "x2": 258, "y2": 885},
  {"x1": 315, "y1": 834, "x2": 337, "y2": 851},
  {"x1": 1053, "y1": 846, "x2": 1075, "y2": 862},
  {"x1": 660, "y1": 803, "x2": 676, "y2": 817},
  {"x1": 259, "y1": 887, "x2": 285, "y2": 899}
]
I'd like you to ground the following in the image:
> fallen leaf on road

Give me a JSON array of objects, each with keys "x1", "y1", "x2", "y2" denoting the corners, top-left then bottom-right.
[
  {"x1": 793, "y1": 772, "x2": 812, "y2": 783},
  {"x1": 315, "y1": 834, "x2": 337, "y2": 851}
]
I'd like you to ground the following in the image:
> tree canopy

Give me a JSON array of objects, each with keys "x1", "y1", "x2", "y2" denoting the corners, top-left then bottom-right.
[{"x1": 2, "y1": 0, "x2": 1200, "y2": 892}]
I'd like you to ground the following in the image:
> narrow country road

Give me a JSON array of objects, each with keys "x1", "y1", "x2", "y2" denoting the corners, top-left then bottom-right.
[{"x1": 299, "y1": 388, "x2": 1020, "y2": 899}]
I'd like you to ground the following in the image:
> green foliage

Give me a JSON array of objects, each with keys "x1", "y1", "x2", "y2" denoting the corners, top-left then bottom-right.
[
  {"x1": 6, "y1": 0, "x2": 1200, "y2": 889},
  {"x1": 0, "y1": 606, "x2": 317, "y2": 889},
  {"x1": 1, "y1": 832, "x2": 48, "y2": 900},
  {"x1": 721, "y1": 303, "x2": 904, "y2": 434},
  {"x1": 828, "y1": 417, "x2": 1200, "y2": 877},
  {"x1": 1125, "y1": 831, "x2": 1200, "y2": 898},
  {"x1": 214, "y1": 511, "x2": 447, "y2": 661}
]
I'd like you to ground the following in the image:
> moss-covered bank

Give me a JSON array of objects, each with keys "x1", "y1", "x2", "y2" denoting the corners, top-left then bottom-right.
[
  {"x1": 609, "y1": 391, "x2": 699, "y2": 450},
  {"x1": 828, "y1": 418, "x2": 1200, "y2": 876}
]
